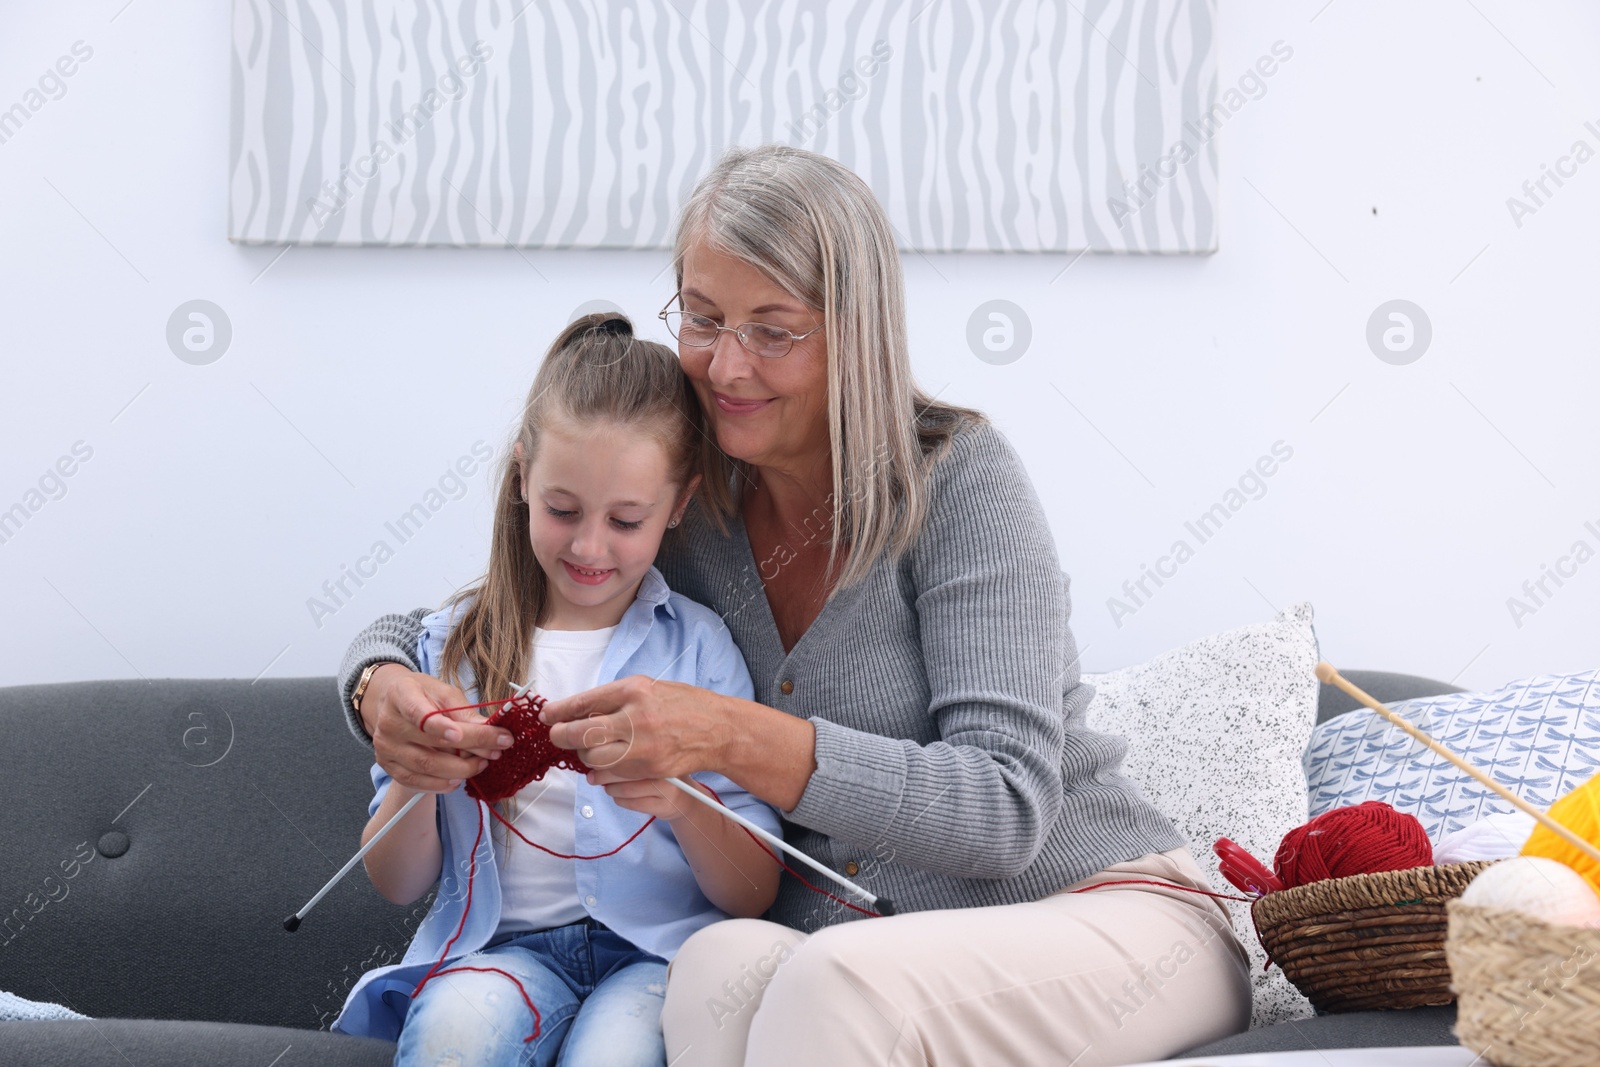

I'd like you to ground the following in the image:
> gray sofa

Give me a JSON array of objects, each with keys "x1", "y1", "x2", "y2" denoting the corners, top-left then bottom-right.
[{"x1": 0, "y1": 670, "x2": 1462, "y2": 1065}]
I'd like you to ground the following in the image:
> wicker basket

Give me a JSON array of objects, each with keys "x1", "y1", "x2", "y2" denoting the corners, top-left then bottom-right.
[
  {"x1": 1447, "y1": 901, "x2": 1600, "y2": 1067},
  {"x1": 1250, "y1": 861, "x2": 1493, "y2": 1013}
]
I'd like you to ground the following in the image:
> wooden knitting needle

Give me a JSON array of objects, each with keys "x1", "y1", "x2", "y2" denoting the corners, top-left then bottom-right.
[{"x1": 1315, "y1": 662, "x2": 1600, "y2": 868}]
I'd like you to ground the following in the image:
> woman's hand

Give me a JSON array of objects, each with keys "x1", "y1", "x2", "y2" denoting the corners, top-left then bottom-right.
[
  {"x1": 540, "y1": 674, "x2": 819, "y2": 812},
  {"x1": 539, "y1": 675, "x2": 730, "y2": 784},
  {"x1": 360, "y1": 663, "x2": 514, "y2": 793}
]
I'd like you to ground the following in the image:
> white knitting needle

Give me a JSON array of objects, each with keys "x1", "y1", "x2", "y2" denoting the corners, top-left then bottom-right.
[
  {"x1": 285, "y1": 697, "x2": 476, "y2": 930},
  {"x1": 285, "y1": 789, "x2": 424, "y2": 931},
  {"x1": 532, "y1": 679, "x2": 894, "y2": 914},
  {"x1": 659, "y1": 776, "x2": 894, "y2": 913},
  {"x1": 286, "y1": 682, "x2": 894, "y2": 930}
]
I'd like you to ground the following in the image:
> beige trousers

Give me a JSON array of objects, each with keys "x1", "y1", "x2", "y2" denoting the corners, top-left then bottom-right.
[{"x1": 661, "y1": 847, "x2": 1252, "y2": 1067}]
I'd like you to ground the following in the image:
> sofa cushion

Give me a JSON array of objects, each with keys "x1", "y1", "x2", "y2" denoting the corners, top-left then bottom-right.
[
  {"x1": 1173, "y1": 1005, "x2": 1458, "y2": 1057},
  {"x1": 1304, "y1": 669, "x2": 1600, "y2": 841},
  {"x1": 0, "y1": 1020, "x2": 395, "y2": 1067},
  {"x1": 1086, "y1": 602, "x2": 1321, "y2": 1028},
  {"x1": 0, "y1": 678, "x2": 430, "y2": 1032}
]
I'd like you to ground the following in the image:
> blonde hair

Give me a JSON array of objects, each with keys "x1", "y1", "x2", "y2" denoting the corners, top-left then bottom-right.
[
  {"x1": 671, "y1": 144, "x2": 987, "y2": 599},
  {"x1": 435, "y1": 313, "x2": 699, "y2": 860}
]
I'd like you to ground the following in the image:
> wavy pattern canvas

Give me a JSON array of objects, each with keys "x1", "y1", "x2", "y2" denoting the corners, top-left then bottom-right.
[{"x1": 228, "y1": 0, "x2": 1218, "y2": 252}]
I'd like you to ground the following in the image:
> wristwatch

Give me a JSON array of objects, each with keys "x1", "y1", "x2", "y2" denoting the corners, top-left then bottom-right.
[{"x1": 351, "y1": 661, "x2": 397, "y2": 715}]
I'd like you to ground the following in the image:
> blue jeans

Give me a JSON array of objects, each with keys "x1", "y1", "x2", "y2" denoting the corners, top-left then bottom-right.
[{"x1": 393, "y1": 917, "x2": 669, "y2": 1067}]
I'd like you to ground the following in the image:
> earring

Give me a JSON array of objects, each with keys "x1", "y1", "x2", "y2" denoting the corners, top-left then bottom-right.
[{"x1": 668, "y1": 518, "x2": 679, "y2": 528}]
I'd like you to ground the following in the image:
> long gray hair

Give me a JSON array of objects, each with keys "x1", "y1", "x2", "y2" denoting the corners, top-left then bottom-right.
[{"x1": 671, "y1": 144, "x2": 987, "y2": 599}]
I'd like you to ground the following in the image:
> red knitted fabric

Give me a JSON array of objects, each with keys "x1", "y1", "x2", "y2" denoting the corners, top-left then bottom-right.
[
  {"x1": 417, "y1": 692, "x2": 590, "y2": 803},
  {"x1": 1274, "y1": 800, "x2": 1433, "y2": 887},
  {"x1": 463, "y1": 693, "x2": 590, "y2": 804}
]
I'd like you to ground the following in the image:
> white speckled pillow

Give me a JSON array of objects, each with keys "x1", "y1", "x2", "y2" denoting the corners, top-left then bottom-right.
[{"x1": 1085, "y1": 602, "x2": 1321, "y2": 1028}]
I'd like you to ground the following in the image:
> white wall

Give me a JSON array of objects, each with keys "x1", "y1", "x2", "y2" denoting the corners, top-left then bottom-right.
[{"x1": 3, "y1": 1, "x2": 1596, "y2": 693}]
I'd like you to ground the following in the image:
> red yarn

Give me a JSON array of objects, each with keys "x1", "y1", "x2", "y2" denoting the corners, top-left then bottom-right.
[
  {"x1": 467, "y1": 693, "x2": 590, "y2": 803},
  {"x1": 1067, "y1": 879, "x2": 1252, "y2": 903},
  {"x1": 418, "y1": 692, "x2": 590, "y2": 804},
  {"x1": 1272, "y1": 801, "x2": 1433, "y2": 888},
  {"x1": 403, "y1": 691, "x2": 889, "y2": 1045}
]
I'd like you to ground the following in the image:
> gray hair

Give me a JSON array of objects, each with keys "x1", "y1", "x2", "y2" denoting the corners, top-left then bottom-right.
[{"x1": 671, "y1": 143, "x2": 987, "y2": 599}]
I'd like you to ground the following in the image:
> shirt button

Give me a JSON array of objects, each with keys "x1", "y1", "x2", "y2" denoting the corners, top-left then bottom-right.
[
  {"x1": 780, "y1": 680, "x2": 794, "y2": 694},
  {"x1": 844, "y1": 861, "x2": 859, "y2": 876},
  {"x1": 581, "y1": 805, "x2": 594, "y2": 818},
  {"x1": 584, "y1": 894, "x2": 597, "y2": 907}
]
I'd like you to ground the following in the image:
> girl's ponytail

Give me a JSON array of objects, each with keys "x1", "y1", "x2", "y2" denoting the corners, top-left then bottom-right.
[
  {"x1": 438, "y1": 311, "x2": 696, "y2": 705},
  {"x1": 432, "y1": 312, "x2": 699, "y2": 855}
]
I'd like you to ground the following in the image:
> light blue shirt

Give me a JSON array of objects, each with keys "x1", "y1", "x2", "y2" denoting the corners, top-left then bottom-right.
[{"x1": 331, "y1": 565, "x2": 782, "y2": 1042}]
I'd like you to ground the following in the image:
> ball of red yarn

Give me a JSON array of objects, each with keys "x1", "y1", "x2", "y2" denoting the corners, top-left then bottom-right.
[{"x1": 1273, "y1": 801, "x2": 1434, "y2": 888}]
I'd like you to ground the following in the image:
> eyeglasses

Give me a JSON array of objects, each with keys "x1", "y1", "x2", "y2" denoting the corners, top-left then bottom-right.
[{"x1": 657, "y1": 294, "x2": 824, "y2": 359}]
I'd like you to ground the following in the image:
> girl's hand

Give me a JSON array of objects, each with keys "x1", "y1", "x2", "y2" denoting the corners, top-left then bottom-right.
[
  {"x1": 539, "y1": 675, "x2": 728, "y2": 783},
  {"x1": 596, "y1": 775, "x2": 708, "y2": 821},
  {"x1": 362, "y1": 664, "x2": 514, "y2": 792}
]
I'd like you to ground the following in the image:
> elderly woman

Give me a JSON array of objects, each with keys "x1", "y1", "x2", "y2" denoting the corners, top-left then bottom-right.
[{"x1": 338, "y1": 144, "x2": 1250, "y2": 1066}]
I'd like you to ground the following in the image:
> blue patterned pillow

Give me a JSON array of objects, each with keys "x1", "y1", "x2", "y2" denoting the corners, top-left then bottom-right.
[{"x1": 1304, "y1": 670, "x2": 1600, "y2": 841}]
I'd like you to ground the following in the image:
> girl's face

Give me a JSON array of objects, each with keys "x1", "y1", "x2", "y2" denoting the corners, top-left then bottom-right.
[
  {"x1": 515, "y1": 417, "x2": 699, "y2": 630},
  {"x1": 675, "y1": 240, "x2": 830, "y2": 478}
]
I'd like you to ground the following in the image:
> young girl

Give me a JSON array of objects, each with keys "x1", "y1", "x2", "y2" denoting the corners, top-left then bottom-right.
[{"x1": 331, "y1": 313, "x2": 782, "y2": 1066}]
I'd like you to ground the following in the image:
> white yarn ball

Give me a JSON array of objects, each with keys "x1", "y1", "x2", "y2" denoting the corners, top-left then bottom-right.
[
  {"x1": 1460, "y1": 856, "x2": 1600, "y2": 928},
  {"x1": 1434, "y1": 811, "x2": 1537, "y2": 864}
]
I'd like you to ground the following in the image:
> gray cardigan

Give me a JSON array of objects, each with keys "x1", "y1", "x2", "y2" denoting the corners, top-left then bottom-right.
[{"x1": 336, "y1": 420, "x2": 1185, "y2": 931}]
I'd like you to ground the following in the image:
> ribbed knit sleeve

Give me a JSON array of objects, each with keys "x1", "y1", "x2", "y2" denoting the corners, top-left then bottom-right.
[
  {"x1": 782, "y1": 422, "x2": 1074, "y2": 878},
  {"x1": 335, "y1": 607, "x2": 430, "y2": 748},
  {"x1": 334, "y1": 420, "x2": 1184, "y2": 927}
]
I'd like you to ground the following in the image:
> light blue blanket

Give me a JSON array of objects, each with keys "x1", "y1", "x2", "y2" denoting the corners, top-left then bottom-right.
[{"x1": 0, "y1": 989, "x2": 89, "y2": 1021}]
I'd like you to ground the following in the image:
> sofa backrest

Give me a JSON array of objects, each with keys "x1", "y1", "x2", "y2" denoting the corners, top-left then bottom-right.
[
  {"x1": 0, "y1": 670, "x2": 1466, "y2": 1030},
  {"x1": 0, "y1": 677, "x2": 432, "y2": 1032},
  {"x1": 1315, "y1": 670, "x2": 1464, "y2": 724}
]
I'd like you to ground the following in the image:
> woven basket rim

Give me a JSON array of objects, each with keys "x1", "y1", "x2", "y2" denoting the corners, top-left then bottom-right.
[
  {"x1": 1449, "y1": 898, "x2": 1600, "y2": 940},
  {"x1": 1447, "y1": 898, "x2": 1600, "y2": 1065},
  {"x1": 1248, "y1": 862, "x2": 1495, "y2": 1014},
  {"x1": 1253, "y1": 860, "x2": 1495, "y2": 925}
]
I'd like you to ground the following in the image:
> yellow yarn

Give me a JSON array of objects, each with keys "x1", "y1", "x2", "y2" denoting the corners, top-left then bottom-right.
[{"x1": 1522, "y1": 774, "x2": 1600, "y2": 895}]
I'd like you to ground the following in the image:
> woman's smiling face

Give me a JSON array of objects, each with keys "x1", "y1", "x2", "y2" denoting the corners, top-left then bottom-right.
[{"x1": 674, "y1": 240, "x2": 830, "y2": 474}]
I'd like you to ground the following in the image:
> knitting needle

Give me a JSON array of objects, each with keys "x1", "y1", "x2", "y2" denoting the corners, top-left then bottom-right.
[
  {"x1": 284, "y1": 790, "x2": 424, "y2": 931},
  {"x1": 286, "y1": 682, "x2": 896, "y2": 930},
  {"x1": 660, "y1": 776, "x2": 895, "y2": 914},
  {"x1": 285, "y1": 694, "x2": 488, "y2": 930},
  {"x1": 1316, "y1": 662, "x2": 1600, "y2": 868},
  {"x1": 528, "y1": 678, "x2": 891, "y2": 914}
]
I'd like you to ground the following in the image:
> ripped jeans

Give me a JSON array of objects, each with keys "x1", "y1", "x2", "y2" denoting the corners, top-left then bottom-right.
[{"x1": 394, "y1": 917, "x2": 669, "y2": 1067}]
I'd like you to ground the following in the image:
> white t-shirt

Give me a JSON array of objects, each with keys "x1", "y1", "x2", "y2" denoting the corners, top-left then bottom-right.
[{"x1": 492, "y1": 624, "x2": 616, "y2": 938}]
